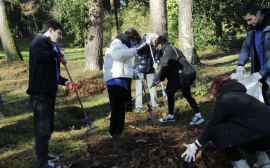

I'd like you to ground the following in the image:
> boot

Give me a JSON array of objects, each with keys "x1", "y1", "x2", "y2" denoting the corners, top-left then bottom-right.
[
  {"x1": 254, "y1": 151, "x2": 270, "y2": 168},
  {"x1": 232, "y1": 159, "x2": 250, "y2": 168}
]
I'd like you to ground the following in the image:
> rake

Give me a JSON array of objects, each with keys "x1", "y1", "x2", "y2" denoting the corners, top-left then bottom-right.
[{"x1": 55, "y1": 44, "x2": 98, "y2": 135}]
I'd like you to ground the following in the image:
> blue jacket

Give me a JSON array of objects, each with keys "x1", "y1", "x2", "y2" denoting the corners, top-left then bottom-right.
[
  {"x1": 133, "y1": 35, "x2": 160, "y2": 74},
  {"x1": 238, "y1": 19, "x2": 270, "y2": 85}
]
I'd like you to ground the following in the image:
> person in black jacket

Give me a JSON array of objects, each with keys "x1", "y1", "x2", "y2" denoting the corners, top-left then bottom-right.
[
  {"x1": 27, "y1": 20, "x2": 77, "y2": 168},
  {"x1": 181, "y1": 77, "x2": 270, "y2": 168},
  {"x1": 152, "y1": 36, "x2": 204, "y2": 125},
  {"x1": 133, "y1": 33, "x2": 161, "y2": 112}
]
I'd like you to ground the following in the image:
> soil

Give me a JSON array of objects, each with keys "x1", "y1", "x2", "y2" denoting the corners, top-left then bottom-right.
[
  {"x1": 68, "y1": 125, "x2": 232, "y2": 168},
  {"x1": 58, "y1": 78, "x2": 107, "y2": 97}
]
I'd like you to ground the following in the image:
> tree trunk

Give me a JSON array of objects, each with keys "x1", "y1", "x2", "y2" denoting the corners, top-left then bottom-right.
[
  {"x1": 110, "y1": 0, "x2": 118, "y2": 39},
  {"x1": 178, "y1": 0, "x2": 201, "y2": 65},
  {"x1": 0, "y1": 0, "x2": 23, "y2": 61},
  {"x1": 84, "y1": 0, "x2": 103, "y2": 71},
  {"x1": 150, "y1": 0, "x2": 167, "y2": 35}
]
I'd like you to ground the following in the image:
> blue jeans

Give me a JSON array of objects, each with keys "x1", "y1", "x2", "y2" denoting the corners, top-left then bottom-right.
[{"x1": 30, "y1": 94, "x2": 55, "y2": 167}]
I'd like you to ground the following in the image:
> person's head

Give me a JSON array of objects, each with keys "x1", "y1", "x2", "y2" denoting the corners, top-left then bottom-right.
[
  {"x1": 241, "y1": 2, "x2": 263, "y2": 27},
  {"x1": 211, "y1": 77, "x2": 237, "y2": 97},
  {"x1": 125, "y1": 28, "x2": 141, "y2": 46},
  {"x1": 154, "y1": 35, "x2": 168, "y2": 52},
  {"x1": 42, "y1": 19, "x2": 63, "y2": 43}
]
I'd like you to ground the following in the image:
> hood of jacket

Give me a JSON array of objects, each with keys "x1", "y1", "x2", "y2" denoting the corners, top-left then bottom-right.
[
  {"x1": 159, "y1": 42, "x2": 170, "y2": 57},
  {"x1": 216, "y1": 80, "x2": 247, "y2": 101},
  {"x1": 35, "y1": 35, "x2": 53, "y2": 46},
  {"x1": 115, "y1": 33, "x2": 131, "y2": 48}
]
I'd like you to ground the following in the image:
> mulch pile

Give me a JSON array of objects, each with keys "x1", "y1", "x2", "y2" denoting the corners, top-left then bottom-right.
[
  {"x1": 69, "y1": 125, "x2": 232, "y2": 168},
  {"x1": 59, "y1": 79, "x2": 107, "y2": 97}
]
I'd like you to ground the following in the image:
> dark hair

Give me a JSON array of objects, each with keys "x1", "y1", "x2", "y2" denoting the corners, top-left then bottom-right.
[
  {"x1": 125, "y1": 28, "x2": 141, "y2": 46},
  {"x1": 241, "y1": 2, "x2": 262, "y2": 16},
  {"x1": 155, "y1": 35, "x2": 168, "y2": 47},
  {"x1": 41, "y1": 20, "x2": 63, "y2": 34},
  {"x1": 211, "y1": 77, "x2": 237, "y2": 97}
]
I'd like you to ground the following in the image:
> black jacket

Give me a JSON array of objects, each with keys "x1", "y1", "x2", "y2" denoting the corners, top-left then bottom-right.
[
  {"x1": 197, "y1": 80, "x2": 270, "y2": 150},
  {"x1": 133, "y1": 35, "x2": 160, "y2": 74},
  {"x1": 153, "y1": 42, "x2": 190, "y2": 89},
  {"x1": 26, "y1": 35, "x2": 68, "y2": 98}
]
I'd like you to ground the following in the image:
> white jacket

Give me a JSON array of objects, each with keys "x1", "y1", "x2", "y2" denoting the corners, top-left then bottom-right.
[{"x1": 103, "y1": 39, "x2": 138, "y2": 83}]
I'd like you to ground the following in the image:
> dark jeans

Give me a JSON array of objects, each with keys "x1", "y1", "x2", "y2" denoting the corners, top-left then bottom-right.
[
  {"x1": 262, "y1": 82, "x2": 270, "y2": 106},
  {"x1": 167, "y1": 84, "x2": 199, "y2": 115},
  {"x1": 30, "y1": 94, "x2": 55, "y2": 167},
  {"x1": 107, "y1": 85, "x2": 129, "y2": 136},
  {"x1": 208, "y1": 125, "x2": 270, "y2": 161}
]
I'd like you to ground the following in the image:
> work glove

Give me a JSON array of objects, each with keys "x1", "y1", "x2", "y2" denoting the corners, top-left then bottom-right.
[
  {"x1": 145, "y1": 33, "x2": 152, "y2": 45},
  {"x1": 54, "y1": 46, "x2": 67, "y2": 65},
  {"x1": 151, "y1": 81, "x2": 159, "y2": 88},
  {"x1": 153, "y1": 62, "x2": 159, "y2": 70},
  {"x1": 181, "y1": 140, "x2": 202, "y2": 162},
  {"x1": 252, "y1": 72, "x2": 262, "y2": 82},
  {"x1": 137, "y1": 73, "x2": 144, "y2": 81},
  {"x1": 65, "y1": 81, "x2": 77, "y2": 92},
  {"x1": 236, "y1": 66, "x2": 246, "y2": 80}
]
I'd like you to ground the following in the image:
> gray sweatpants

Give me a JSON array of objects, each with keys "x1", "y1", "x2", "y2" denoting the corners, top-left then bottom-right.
[{"x1": 135, "y1": 73, "x2": 158, "y2": 108}]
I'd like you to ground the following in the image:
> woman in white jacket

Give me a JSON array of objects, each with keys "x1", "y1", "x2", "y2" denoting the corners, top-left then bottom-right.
[{"x1": 103, "y1": 28, "x2": 151, "y2": 138}]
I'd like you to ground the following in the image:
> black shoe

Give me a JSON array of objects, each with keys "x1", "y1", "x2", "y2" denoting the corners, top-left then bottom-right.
[
  {"x1": 47, "y1": 154, "x2": 59, "y2": 162},
  {"x1": 135, "y1": 107, "x2": 146, "y2": 113},
  {"x1": 38, "y1": 162, "x2": 61, "y2": 168},
  {"x1": 159, "y1": 116, "x2": 175, "y2": 122}
]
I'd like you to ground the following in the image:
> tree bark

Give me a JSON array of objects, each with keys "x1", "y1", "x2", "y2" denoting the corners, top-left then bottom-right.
[
  {"x1": 178, "y1": 0, "x2": 201, "y2": 65},
  {"x1": 150, "y1": 0, "x2": 167, "y2": 35},
  {"x1": 84, "y1": 0, "x2": 104, "y2": 71},
  {"x1": 0, "y1": 0, "x2": 23, "y2": 61},
  {"x1": 110, "y1": 0, "x2": 118, "y2": 39}
]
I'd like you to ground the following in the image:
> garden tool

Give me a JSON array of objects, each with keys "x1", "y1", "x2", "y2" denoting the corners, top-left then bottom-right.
[
  {"x1": 55, "y1": 45, "x2": 98, "y2": 135},
  {"x1": 147, "y1": 36, "x2": 168, "y2": 102}
]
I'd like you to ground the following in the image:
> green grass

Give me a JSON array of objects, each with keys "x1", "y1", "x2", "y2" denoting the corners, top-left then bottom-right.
[{"x1": 0, "y1": 38, "x2": 252, "y2": 167}]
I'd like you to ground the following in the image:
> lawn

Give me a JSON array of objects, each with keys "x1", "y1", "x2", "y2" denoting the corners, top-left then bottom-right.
[{"x1": 0, "y1": 38, "x2": 257, "y2": 168}]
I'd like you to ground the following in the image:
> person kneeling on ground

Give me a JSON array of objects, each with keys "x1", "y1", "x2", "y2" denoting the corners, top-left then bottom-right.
[
  {"x1": 27, "y1": 19, "x2": 77, "y2": 168},
  {"x1": 103, "y1": 28, "x2": 151, "y2": 139},
  {"x1": 151, "y1": 35, "x2": 204, "y2": 125},
  {"x1": 181, "y1": 77, "x2": 270, "y2": 168}
]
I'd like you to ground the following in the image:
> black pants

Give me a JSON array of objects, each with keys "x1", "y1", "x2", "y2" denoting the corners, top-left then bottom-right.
[
  {"x1": 107, "y1": 85, "x2": 129, "y2": 136},
  {"x1": 167, "y1": 84, "x2": 199, "y2": 115},
  {"x1": 262, "y1": 82, "x2": 270, "y2": 106},
  {"x1": 208, "y1": 125, "x2": 270, "y2": 161},
  {"x1": 30, "y1": 94, "x2": 55, "y2": 167}
]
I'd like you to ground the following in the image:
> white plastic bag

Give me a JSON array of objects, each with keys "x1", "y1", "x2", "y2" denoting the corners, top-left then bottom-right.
[{"x1": 230, "y1": 73, "x2": 264, "y2": 103}]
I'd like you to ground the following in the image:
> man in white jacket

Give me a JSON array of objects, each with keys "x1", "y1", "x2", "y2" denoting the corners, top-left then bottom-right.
[{"x1": 103, "y1": 28, "x2": 151, "y2": 138}]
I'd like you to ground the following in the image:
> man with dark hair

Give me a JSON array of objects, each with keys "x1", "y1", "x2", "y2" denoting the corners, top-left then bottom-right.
[
  {"x1": 27, "y1": 19, "x2": 77, "y2": 168},
  {"x1": 236, "y1": 2, "x2": 270, "y2": 106}
]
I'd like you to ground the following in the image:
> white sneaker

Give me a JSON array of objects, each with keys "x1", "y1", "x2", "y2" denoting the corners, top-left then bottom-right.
[
  {"x1": 189, "y1": 115, "x2": 204, "y2": 125},
  {"x1": 159, "y1": 116, "x2": 175, "y2": 122},
  {"x1": 254, "y1": 151, "x2": 270, "y2": 168},
  {"x1": 232, "y1": 159, "x2": 250, "y2": 168}
]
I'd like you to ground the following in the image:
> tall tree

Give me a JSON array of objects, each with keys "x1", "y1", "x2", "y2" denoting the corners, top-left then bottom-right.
[
  {"x1": 150, "y1": 0, "x2": 167, "y2": 35},
  {"x1": 178, "y1": 0, "x2": 201, "y2": 65},
  {"x1": 110, "y1": 0, "x2": 119, "y2": 39},
  {"x1": 84, "y1": 0, "x2": 104, "y2": 71},
  {"x1": 0, "y1": 0, "x2": 23, "y2": 61}
]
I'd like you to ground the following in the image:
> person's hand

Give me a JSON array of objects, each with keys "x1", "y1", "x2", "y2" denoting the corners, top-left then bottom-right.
[
  {"x1": 137, "y1": 73, "x2": 144, "y2": 81},
  {"x1": 58, "y1": 52, "x2": 67, "y2": 66},
  {"x1": 252, "y1": 72, "x2": 262, "y2": 82},
  {"x1": 181, "y1": 140, "x2": 202, "y2": 162},
  {"x1": 66, "y1": 81, "x2": 77, "y2": 92},
  {"x1": 145, "y1": 33, "x2": 152, "y2": 45},
  {"x1": 151, "y1": 81, "x2": 159, "y2": 88},
  {"x1": 236, "y1": 66, "x2": 246, "y2": 80},
  {"x1": 153, "y1": 62, "x2": 158, "y2": 70}
]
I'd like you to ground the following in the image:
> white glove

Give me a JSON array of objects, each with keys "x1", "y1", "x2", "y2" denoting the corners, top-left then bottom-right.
[
  {"x1": 252, "y1": 72, "x2": 262, "y2": 82},
  {"x1": 236, "y1": 66, "x2": 246, "y2": 80},
  {"x1": 131, "y1": 48, "x2": 137, "y2": 56},
  {"x1": 181, "y1": 140, "x2": 202, "y2": 162},
  {"x1": 153, "y1": 62, "x2": 158, "y2": 70},
  {"x1": 146, "y1": 33, "x2": 152, "y2": 45},
  {"x1": 137, "y1": 73, "x2": 144, "y2": 81}
]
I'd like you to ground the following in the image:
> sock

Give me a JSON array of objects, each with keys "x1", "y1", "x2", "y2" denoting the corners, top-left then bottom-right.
[
  {"x1": 168, "y1": 114, "x2": 174, "y2": 119},
  {"x1": 195, "y1": 112, "x2": 202, "y2": 118}
]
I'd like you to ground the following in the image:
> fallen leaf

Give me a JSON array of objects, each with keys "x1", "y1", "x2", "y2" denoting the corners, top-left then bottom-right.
[{"x1": 168, "y1": 158, "x2": 173, "y2": 163}]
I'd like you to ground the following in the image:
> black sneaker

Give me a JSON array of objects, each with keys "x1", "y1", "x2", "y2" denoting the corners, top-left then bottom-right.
[
  {"x1": 135, "y1": 107, "x2": 146, "y2": 113},
  {"x1": 47, "y1": 154, "x2": 59, "y2": 162},
  {"x1": 159, "y1": 116, "x2": 175, "y2": 122},
  {"x1": 38, "y1": 162, "x2": 61, "y2": 168},
  {"x1": 189, "y1": 115, "x2": 204, "y2": 125}
]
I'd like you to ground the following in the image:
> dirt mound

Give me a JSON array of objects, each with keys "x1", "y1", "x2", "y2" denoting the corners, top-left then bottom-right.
[
  {"x1": 69, "y1": 125, "x2": 232, "y2": 168},
  {"x1": 15, "y1": 67, "x2": 29, "y2": 77},
  {"x1": 59, "y1": 79, "x2": 107, "y2": 97}
]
